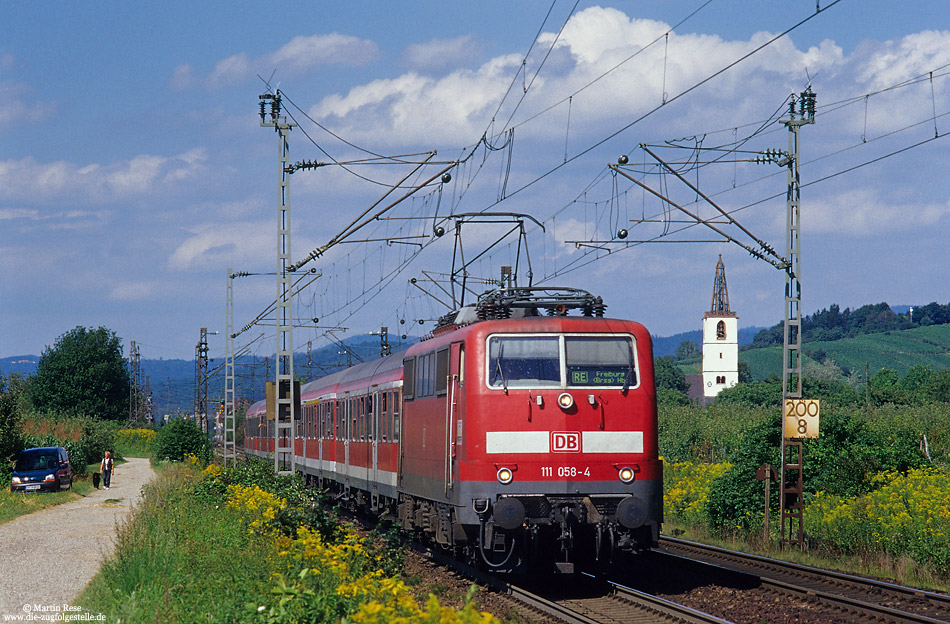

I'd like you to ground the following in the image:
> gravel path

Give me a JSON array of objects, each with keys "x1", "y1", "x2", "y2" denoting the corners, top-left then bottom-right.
[{"x1": 0, "y1": 457, "x2": 156, "y2": 617}]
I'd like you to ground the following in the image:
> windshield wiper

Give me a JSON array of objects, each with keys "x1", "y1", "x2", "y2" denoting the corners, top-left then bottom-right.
[
  {"x1": 495, "y1": 344, "x2": 508, "y2": 394},
  {"x1": 622, "y1": 363, "x2": 634, "y2": 394}
]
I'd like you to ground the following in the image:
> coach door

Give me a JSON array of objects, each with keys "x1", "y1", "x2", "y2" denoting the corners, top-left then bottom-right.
[
  {"x1": 443, "y1": 342, "x2": 463, "y2": 494},
  {"x1": 371, "y1": 390, "x2": 380, "y2": 506},
  {"x1": 342, "y1": 394, "x2": 351, "y2": 486}
]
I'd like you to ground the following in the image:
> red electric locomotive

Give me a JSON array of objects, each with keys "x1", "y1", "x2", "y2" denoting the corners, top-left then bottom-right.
[{"x1": 245, "y1": 287, "x2": 662, "y2": 572}]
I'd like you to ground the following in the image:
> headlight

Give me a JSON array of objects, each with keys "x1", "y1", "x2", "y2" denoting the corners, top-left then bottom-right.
[
  {"x1": 44, "y1": 474, "x2": 56, "y2": 483},
  {"x1": 11, "y1": 476, "x2": 21, "y2": 484},
  {"x1": 496, "y1": 467, "x2": 514, "y2": 484},
  {"x1": 557, "y1": 392, "x2": 574, "y2": 409},
  {"x1": 618, "y1": 467, "x2": 636, "y2": 483}
]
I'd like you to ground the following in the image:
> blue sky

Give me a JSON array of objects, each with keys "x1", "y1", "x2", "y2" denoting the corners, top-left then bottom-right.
[{"x1": 2, "y1": 1, "x2": 948, "y2": 363}]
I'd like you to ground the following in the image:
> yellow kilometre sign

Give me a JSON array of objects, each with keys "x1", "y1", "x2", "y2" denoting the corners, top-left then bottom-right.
[{"x1": 784, "y1": 398, "x2": 820, "y2": 439}]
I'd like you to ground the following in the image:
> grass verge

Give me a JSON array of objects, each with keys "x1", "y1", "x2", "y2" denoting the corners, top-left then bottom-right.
[{"x1": 77, "y1": 459, "x2": 499, "y2": 623}]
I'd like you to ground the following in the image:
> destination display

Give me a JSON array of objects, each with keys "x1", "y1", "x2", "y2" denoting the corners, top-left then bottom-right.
[{"x1": 569, "y1": 367, "x2": 630, "y2": 386}]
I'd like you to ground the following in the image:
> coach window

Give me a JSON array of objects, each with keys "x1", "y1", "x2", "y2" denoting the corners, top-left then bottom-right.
[
  {"x1": 330, "y1": 402, "x2": 336, "y2": 440},
  {"x1": 403, "y1": 358, "x2": 415, "y2": 400},
  {"x1": 415, "y1": 353, "x2": 428, "y2": 397},
  {"x1": 393, "y1": 389, "x2": 400, "y2": 442},
  {"x1": 370, "y1": 393, "x2": 378, "y2": 442},
  {"x1": 359, "y1": 397, "x2": 366, "y2": 442},
  {"x1": 381, "y1": 392, "x2": 389, "y2": 442},
  {"x1": 436, "y1": 348, "x2": 449, "y2": 396},
  {"x1": 364, "y1": 395, "x2": 370, "y2": 441},
  {"x1": 368, "y1": 394, "x2": 374, "y2": 441}
]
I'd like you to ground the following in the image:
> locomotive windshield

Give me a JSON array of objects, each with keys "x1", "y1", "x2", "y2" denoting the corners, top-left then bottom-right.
[{"x1": 487, "y1": 334, "x2": 637, "y2": 389}]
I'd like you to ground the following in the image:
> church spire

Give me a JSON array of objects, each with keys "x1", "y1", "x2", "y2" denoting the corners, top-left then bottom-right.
[{"x1": 708, "y1": 255, "x2": 736, "y2": 317}]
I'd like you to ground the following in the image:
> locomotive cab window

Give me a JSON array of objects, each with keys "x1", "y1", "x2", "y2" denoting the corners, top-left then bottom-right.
[
  {"x1": 487, "y1": 334, "x2": 637, "y2": 389},
  {"x1": 488, "y1": 336, "x2": 560, "y2": 388}
]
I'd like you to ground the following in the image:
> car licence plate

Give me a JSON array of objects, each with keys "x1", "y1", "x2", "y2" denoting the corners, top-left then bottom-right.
[{"x1": 25, "y1": 485, "x2": 40, "y2": 491}]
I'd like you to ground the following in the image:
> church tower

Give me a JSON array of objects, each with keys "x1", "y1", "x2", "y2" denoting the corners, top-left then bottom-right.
[{"x1": 702, "y1": 256, "x2": 738, "y2": 397}]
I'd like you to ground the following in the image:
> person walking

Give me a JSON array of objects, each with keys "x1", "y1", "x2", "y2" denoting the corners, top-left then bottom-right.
[{"x1": 100, "y1": 451, "x2": 114, "y2": 489}]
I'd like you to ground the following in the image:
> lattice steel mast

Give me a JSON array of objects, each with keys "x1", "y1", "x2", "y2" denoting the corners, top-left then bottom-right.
[
  {"x1": 224, "y1": 269, "x2": 236, "y2": 467},
  {"x1": 260, "y1": 91, "x2": 297, "y2": 476},
  {"x1": 779, "y1": 88, "x2": 816, "y2": 549}
]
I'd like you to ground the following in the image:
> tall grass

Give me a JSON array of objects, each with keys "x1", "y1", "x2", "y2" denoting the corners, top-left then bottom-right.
[
  {"x1": 114, "y1": 427, "x2": 157, "y2": 458},
  {"x1": 78, "y1": 464, "x2": 275, "y2": 622},
  {"x1": 78, "y1": 460, "x2": 498, "y2": 624}
]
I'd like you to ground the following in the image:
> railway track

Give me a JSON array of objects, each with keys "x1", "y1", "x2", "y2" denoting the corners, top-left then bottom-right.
[
  {"x1": 656, "y1": 536, "x2": 950, "y2": 623},
  {"x1": 420, "y1": 545, "x2": 735, "y2": 624}
]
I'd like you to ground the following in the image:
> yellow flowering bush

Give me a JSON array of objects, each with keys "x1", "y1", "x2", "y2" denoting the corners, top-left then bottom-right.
[
  {"x1": 202, "y1": 462, "x2": 224, "y2": 481},
  {"x1": 664, "y1": 461, "x2": 731, "y2": 526},
  {"x1": 251, "y1": 523, "x2": 498, "y2": 624},
  {"x1": 806, "y1": 467, "x2": 950, "y2": 574},
  {"x1": 351, "y1": 588, "x2": 497, "y2": 624},
  {"x1": 115, "y1": 427, "x2": 157, "y2": 455},
  {"x1": 189, "y1": 460, "x2": 499, "y2": 623},
  {"x1": 226, "y1": 483, "x2": 287, "y2": 534}
]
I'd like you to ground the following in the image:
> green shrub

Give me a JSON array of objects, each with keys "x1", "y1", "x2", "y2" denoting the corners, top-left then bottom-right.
[
  {"x1": 154, "y1": 418, "x2": 211, "y2": 463},
  {"x1": 0, "y1": 374, "x2": 25, "y2": 480},
  {"x1": 705, "y1": 413, "x2": 781, "y2": 532},
  {"x1": 658, "y1": 403, "x2": 771, "y2": 463}
]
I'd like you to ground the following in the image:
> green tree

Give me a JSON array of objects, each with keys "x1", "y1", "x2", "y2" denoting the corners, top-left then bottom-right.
[
  {"x1": 706, "y1": 412, "x2": 781, "y2": 531},
  {"x1": 737, "y1": 360, "x2": 753, "y2": 384},
  {"x1": 654, "y1": 356, "x2": 690, "y2": 404},
  {"x1": 654, "y1": 356, "x2": 689, "y2": 393},
  {"x1": 674, "y1": 340, "x2": 701, "y2": 361},
  {"x1": 1, "y1": 374, "x2": 26, "y2": 472},
  {"x1": 869, "y1": 368, "x2": 902, "y2": 405},
  {"x1": 29, "y1": 326, "x2": 131, "y2": 421},
  {"x1": 154, "y1": 417, "x2": 211, "y2": 463}
]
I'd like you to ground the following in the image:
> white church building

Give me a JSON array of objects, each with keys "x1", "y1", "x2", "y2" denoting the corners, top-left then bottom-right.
[{"x1": 702, "y1": 256, "x2": 739, "y2": 398}]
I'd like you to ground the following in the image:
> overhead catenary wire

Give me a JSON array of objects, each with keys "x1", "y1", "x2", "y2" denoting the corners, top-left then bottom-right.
[{"x1": 237, "y1": 0, "x2": 948, "y2": 368}]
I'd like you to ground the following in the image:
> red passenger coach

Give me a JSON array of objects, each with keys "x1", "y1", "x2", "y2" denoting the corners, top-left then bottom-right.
[{"x1": 245, "y1": 288, "x2": 662, "y2": 572}]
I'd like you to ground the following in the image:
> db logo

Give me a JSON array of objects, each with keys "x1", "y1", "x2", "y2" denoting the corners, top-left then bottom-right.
[{"x1": 552, "y1": 432, "x2": 580, "y2": 453}]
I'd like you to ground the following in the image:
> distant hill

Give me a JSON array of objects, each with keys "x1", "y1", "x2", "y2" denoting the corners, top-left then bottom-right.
[
  {"x1": 0, "y1": 355, "x2": 40, "y2": 376},
  {"x1": 652, "y1": 327, "x2": 763, "y2": 357},
  {"x1": 741, "y1": 324, "x2": 950, "y2": 381},
  {"x1": 7, "y1": 311, "x2": 948, "y2": 416},
  {"x1": 1, "y1": 335, "x2": 419, "y2": 419}
]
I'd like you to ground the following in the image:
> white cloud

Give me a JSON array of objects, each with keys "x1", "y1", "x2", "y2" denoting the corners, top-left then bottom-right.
[
  {"x1": 0, "y1": 149, "x2": 208, "y2": 204},
  {"x1": 109, "y1": 281, "x2": 159, "y2": 301},
  {"x1": 209, "y1": 53, "x2": 252, "y2": 89},
  {"x1": 168, "y1": 220, "x2": 271, "y2": 270},
  {"x1": 169, "y1": 63, "x2": 195, "y2": 91},
  {"x1": 302, "y1": 7, "x2": 849, "y2": 147},
  {"x1": 173, "y1": 34, "x2": 380, "y2": 91},
  {"x1": 402, "y1": 36, "x2": 479, "y2": 71},
  {"x1": 807, "y1": 188, "x2": 949, "y2": 236},
  {"x1": 311, "y1": 54, "x2": 519, "y2": 145},
  {"x1": 0, "y1": 208, "x2": 38, "y2": 220},
  {"x1": 268, "y1": 34, "x2": 378, "y2": 72},
  {"x1": 0, "y1": 79, "x2": 57, "y2": 128},
  {"x1": 858, "y1": 30, "x2": 950, "y2": 91}
]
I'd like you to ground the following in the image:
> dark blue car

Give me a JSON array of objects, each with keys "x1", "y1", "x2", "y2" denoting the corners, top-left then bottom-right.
[{"x1": 10, "y1": 447, "x2": 73, "y2": 493}]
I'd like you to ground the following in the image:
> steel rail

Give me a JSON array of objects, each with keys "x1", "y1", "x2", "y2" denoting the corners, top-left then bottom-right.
[{"x1": 659, "y1": 536, "x2": 950, "y2": 624}]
